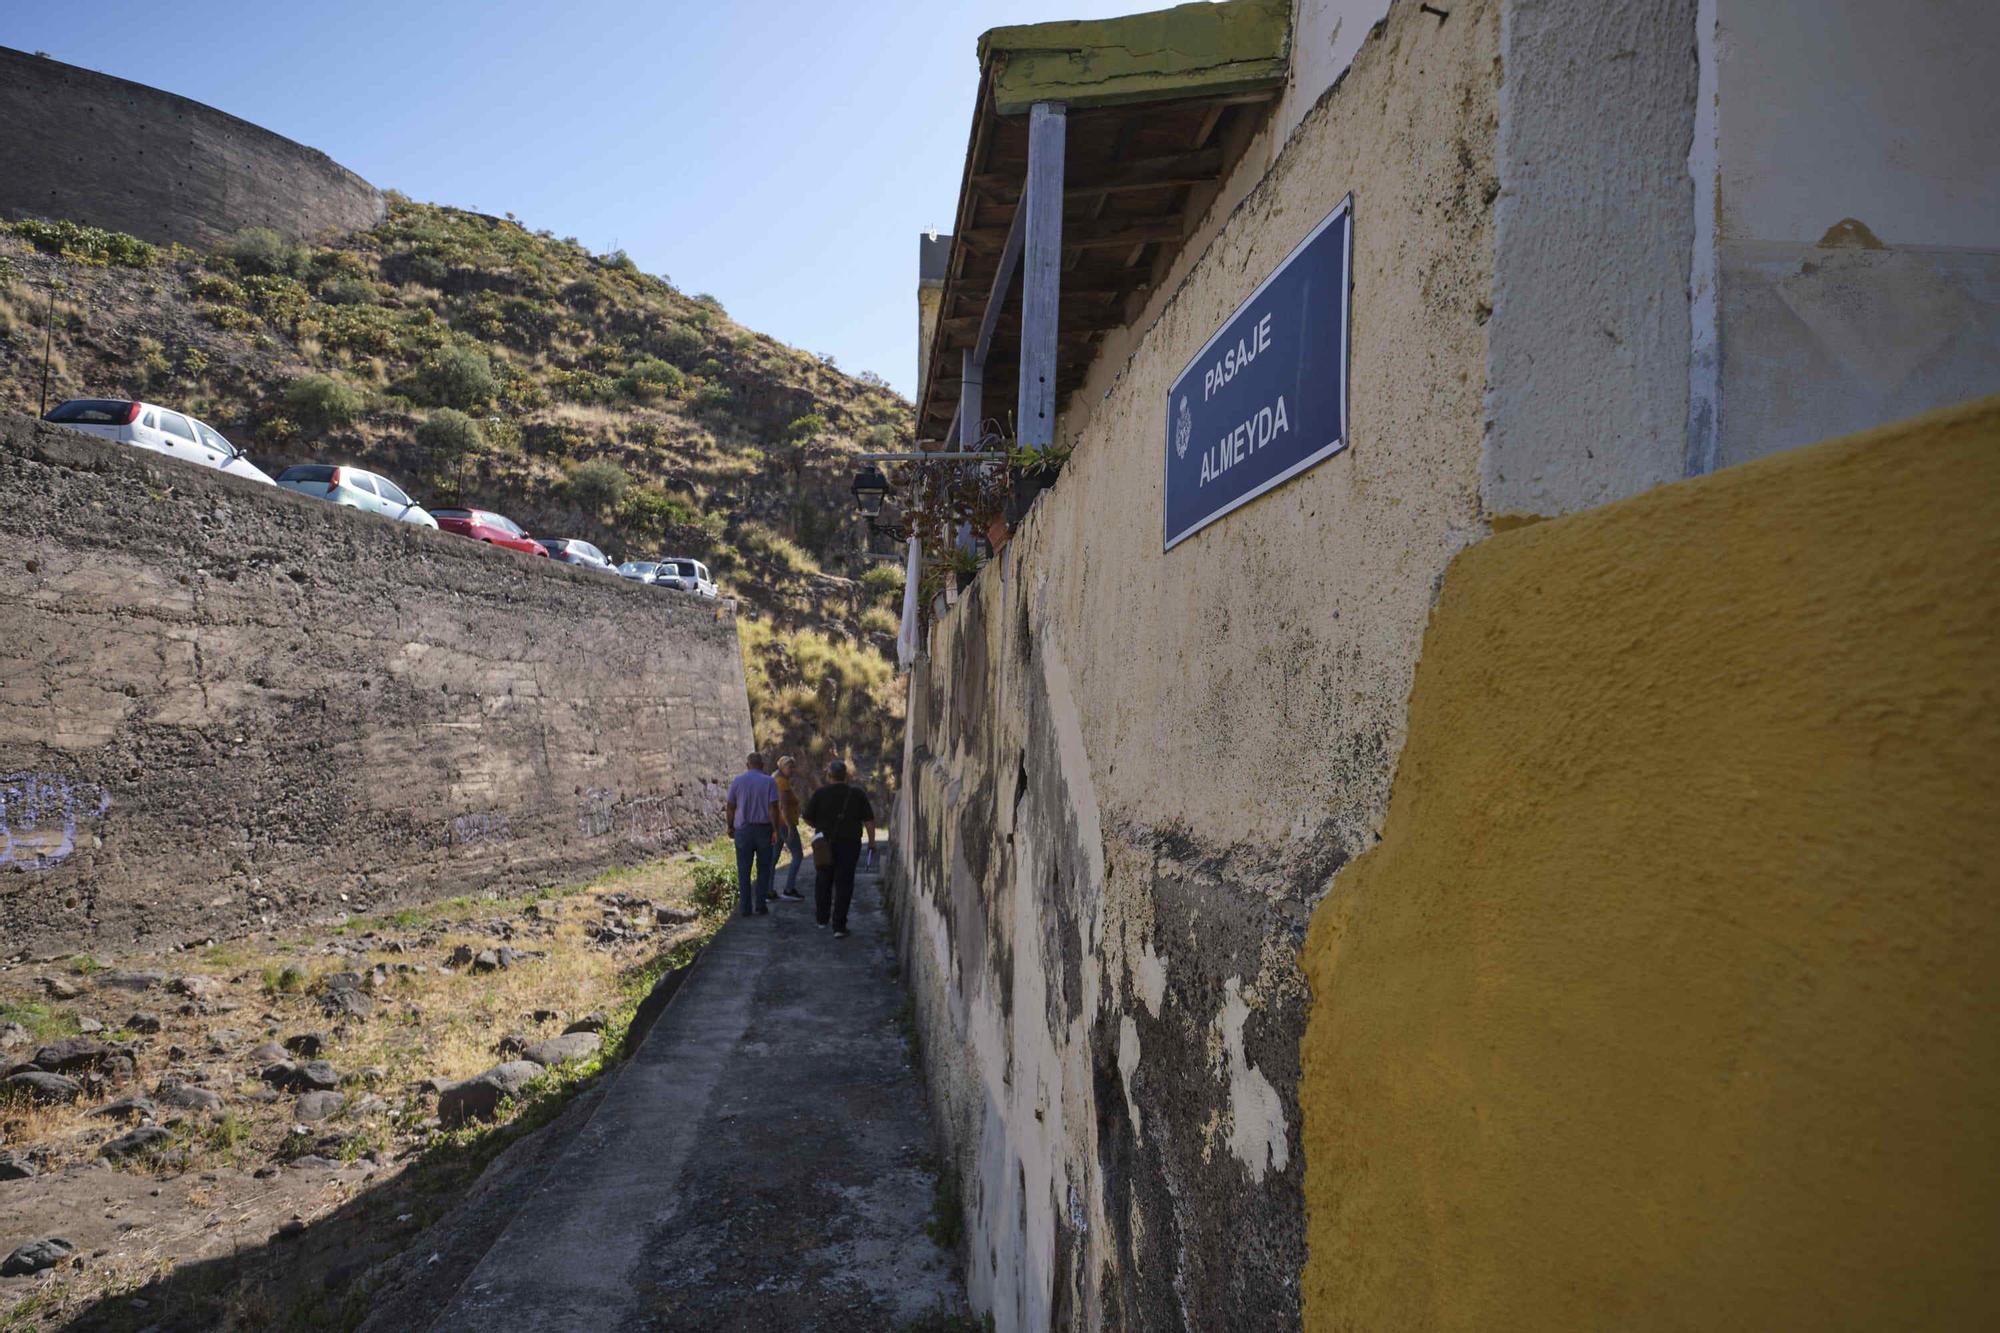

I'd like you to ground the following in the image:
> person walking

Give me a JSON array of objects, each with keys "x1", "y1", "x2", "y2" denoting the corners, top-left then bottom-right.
[
  {"x1": 773, "y1": 755, "x2": 807, "y2": 901},
  {"x1": 802, "y1": 759, "x2": 876, "y2": 938},
  {"x1": 725, "y1": 751, "x2": 783, "y2": 916}
]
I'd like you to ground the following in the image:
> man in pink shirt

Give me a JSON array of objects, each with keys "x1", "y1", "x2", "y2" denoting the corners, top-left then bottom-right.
[{"x1": 725, "y1": 752, "x2": 785, "y2": 916}]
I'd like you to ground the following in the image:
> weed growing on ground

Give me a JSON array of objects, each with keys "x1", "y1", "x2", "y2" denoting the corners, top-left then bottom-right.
[
  {"x1": 260, "y1": 964, "x2": 307, "y2": 996},
  {"x1": 925, "y1": 1153, "x2": 965, "y2": 1251}
]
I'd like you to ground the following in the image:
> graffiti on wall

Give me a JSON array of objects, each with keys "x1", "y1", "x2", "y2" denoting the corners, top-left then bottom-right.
[
  {"x1": 449, "y1": 811, "x2": 512, "y2": 847},
  {"x1": 0, "y1": 772, "x2": 112, "y2": 871}
]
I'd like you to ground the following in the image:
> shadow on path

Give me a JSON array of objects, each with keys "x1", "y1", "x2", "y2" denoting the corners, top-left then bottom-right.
[{"x1": 408, "y1": 859, "x2": 967, "y2": 1332}]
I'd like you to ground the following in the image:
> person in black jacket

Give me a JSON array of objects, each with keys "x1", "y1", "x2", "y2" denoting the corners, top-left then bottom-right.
[{"x1": 802, "y1": 759, "x2": 876, "y2": 938}]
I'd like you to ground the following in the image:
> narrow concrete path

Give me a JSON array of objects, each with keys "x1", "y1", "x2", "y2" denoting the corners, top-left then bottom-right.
[{"x1": 428, "y1": 857, "x2": 965, "y2": 1331}]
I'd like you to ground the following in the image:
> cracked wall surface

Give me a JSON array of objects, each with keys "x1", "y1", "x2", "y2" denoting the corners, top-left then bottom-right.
[
  {"x1": 0, "y1": 414, "x2": 750, "y2": 955},
  {"x1": 892, "y1": 3, "x2": 1500, "y2": 1326}
]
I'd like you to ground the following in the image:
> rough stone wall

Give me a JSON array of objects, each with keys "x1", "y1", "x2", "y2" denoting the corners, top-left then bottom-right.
[
  {"x1": 0, "y1": 47, "x2": 383, "y2": 250},
  {"x1": 892, "y1": 3, "x2": 1500, "y2": 1327},
  {"x1": 0, "y1": 414, "x2": 751, "y2": 956},
  {"x1": 1300, "y1": 394, "x2": 2000, "y2": 1331}
]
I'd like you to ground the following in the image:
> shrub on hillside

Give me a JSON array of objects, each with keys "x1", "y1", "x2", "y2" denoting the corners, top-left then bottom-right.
[
  {"x1": 548, "y1": 367, "x2": 618, "y2": 405},
  {"x1": 318, "y1": 273, "x2": 376, "y2": 306},
  {"x1": 417, "y1": 344, "x2": 496, "y2": 409},
  {"x1": 399, "y1": 251, "x2": 450, "y2": 288},
  {"x1": 619, "y1": 357, "x2": 686, "y2": 401},
  {"x1": 524, "y1": 422, "x2": 582, "y2": 460},
  {"x1": 692, "y1": 382, "x2": 733, "y2": 414},
  {"x1": 190, "y1": 273, "x2": 247, "y2": 304},
  {"x1": 416, "y1": 408, "x2": 485, "y2": 472},
  {"x1": 7, "y1": 219, "x2": 156, "y2": 267},
  {"x1": 622, "y1": 486, "x2": 718, "y2": 543},
  {"x1": 225, "y1": 227, "x2": 304, "y2": 276},
  {"x1": 567, "y1": 459, "x2": 631, "y2": 515},
  {"x1": 859, "y1": 564, "x2": 905, "y2": 607},
  {"x1": 282, "y1": 373, "x2": 365, "y2": 431},
  {"x1": 648, "y1": 321, "x2": 704, "y2": 366},
  {"x1": 737, "y1": 522, "x2": 817, "y2": 579}
]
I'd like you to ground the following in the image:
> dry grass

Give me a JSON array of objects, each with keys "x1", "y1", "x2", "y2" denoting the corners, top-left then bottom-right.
[{"x1": 0, "y1": 851, "x2": 730, "y2": 1181}]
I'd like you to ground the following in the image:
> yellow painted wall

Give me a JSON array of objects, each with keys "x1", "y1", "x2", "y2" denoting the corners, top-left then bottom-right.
[{"x1": 1301, "y1": 395, "x2": 2000, "y2": 1331}]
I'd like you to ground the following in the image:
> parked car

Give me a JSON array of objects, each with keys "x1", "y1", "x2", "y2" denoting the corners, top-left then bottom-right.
[
  {"x1": 275, "y1": 464, "x2": 438, "y2": 527},
  {"x1": 538, "y1": 538, "x2": 613, "y2": 570},
  {"x1": 653, "y1": 558, "x2": 718, "y2": 597},
  {"x1": 431, "y1": 508, "x2": 548, "y2": 556},
  {"x1": 43, "y1": 398, "x2": 275, "y2": 485},
  {"x1": 617, "y1": 560, "x2": 664, "y2": 585}
]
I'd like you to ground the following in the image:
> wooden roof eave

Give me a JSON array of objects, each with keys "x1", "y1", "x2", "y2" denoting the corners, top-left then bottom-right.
[{"x1": 915, "y1": 0, "x2": 1292, "y2": 442}]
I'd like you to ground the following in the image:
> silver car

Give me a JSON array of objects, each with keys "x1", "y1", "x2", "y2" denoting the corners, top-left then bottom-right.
[
  {"x1": 274, "y1": 464, "x2": 438, "y2": 527},
  {"x1": 617, "y1": 560, "x2": 664, "y2": 585},
  {"x1": 43, "y1": 397, "x2": 275, "y2": 485}
]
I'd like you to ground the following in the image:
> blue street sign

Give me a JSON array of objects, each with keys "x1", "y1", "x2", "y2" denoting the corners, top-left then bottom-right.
[{"x1": 1164, "y1": 196, "x2": 1352, "y2": 550}]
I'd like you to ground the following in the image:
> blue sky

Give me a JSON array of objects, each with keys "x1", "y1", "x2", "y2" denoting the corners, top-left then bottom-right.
[{"x1": 4, "y1": 0, "x2": 1155, "y2": 399}]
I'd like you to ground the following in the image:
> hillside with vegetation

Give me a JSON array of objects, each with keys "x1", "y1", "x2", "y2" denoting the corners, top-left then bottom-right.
[{"x1": 0, "y1": 207, "x2": 908, "y2": 794}]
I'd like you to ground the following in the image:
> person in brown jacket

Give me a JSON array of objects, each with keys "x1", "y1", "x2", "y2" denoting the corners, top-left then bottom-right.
[{"x1": 773, "y1": 755, "x2": 807, "y2": 901}]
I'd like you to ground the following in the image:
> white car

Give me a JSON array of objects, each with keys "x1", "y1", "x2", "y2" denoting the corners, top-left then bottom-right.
[
  {"x1": 274, "y1": 463, "x2": 438, "y2": 527},
  {"x1": 43, "y1": 398, "x2": 276, "y2": 485},
  {"x1": 654, "y1": 558, "x2": 718, "y2": 597}
]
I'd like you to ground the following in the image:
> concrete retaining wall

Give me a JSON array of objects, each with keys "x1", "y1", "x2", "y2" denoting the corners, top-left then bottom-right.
[
  {"x1": 0, "y1": 412, "x2": 752, "y2": 957},
  {"x1": 1300, "y1": 395, "x2": 2000, "y2": 1331},
  {"x1": 0, "y1": 47, "x2": 383, "y2": 250}
]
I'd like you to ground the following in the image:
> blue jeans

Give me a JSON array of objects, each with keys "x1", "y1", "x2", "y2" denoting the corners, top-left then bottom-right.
[
  {"x1": 734, "y1": 823, "x2": 776, "y2": 913},
  {"x1": 778, "y1": 823, "x2": 805, "y2": 894}
]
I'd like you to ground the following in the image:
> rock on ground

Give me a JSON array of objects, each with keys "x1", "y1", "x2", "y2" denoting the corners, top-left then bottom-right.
[
  {"x1": 438, "y1": 1061, "x2": 543, "y2": 1126},
  {"x1": 295, "y1": 1091, "x2": 346, "y2": 1122},
  {"x1": 522, "y1": 1032, "x2": 600, "y2": 1068},
  {"x1": 1, "y1": 1071, "x2": 81, "y2": 1103},
  {"x1": 1, "y1": 1237, "x2": 73, "y2": 1276},
  {"x1": 100, "y1": 1125, "x2": 171, "y2": 1161},
  {"x1": 95, "y1": 970, "x2": 167, "y2": 992},
  {"x1": 155, "y1": 1080, "x2": 226, "y2": 1115}
]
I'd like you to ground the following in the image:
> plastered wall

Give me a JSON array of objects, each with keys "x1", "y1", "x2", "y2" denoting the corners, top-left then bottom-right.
[
  {"x1": 894, "y1": 3, "x2": 1500, "y2": 1326},
  {"x1": 1710, "y1": 0, "x2": 2000, "y2": 468},
  {"x1": 1300, "y1": 395, "x2": 2000, "y2": 1331},
  {"x1": 0, "y1": 47, "x2": 383, "y2": 250},
  {"x1": 0, "y1": 414, "x2": 751, "y2": 957}
]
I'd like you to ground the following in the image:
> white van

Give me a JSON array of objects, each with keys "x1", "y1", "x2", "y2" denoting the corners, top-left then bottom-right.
[
  {"x1": 656, "y1": 558, "x2": 718, "y2": 597},
  {"x1": 43, "y1": 398, "x2": 276, "y2": 485}
]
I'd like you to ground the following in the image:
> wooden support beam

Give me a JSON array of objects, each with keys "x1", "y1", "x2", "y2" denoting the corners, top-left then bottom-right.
[
  {"x1": 964, "y1": 216, "x2": 1182, "y2": 253},
  {"x1": 970, "y1": 147, "x2": 1225, "y2": 204},
  {"x1": 959, "y1": 348, "x2": 983, "y2": 451},
  {"x1": 972, "y1": 203, "x2": 1025, "y2": 371},
  {"x1": 1018, "y1": 101, "x2": 1065, "y2": 451}
]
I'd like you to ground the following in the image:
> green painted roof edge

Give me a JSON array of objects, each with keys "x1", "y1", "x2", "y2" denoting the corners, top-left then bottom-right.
[{"x1": 979, "y1": 0, "x2": 1292, "y2": 116}]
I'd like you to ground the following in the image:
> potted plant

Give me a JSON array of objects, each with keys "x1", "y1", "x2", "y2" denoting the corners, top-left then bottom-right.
[
  {"x1": 1007, "y1": 442, "x2": 1073, "y2": 522},
  {"x1": 947, "y1": 545, "x2": 984, "y2": 594}
]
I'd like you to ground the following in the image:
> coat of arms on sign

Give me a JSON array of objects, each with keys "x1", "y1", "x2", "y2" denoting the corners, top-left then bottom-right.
[{"x1": 1175, "y1": 395, "x2": 1192, "y2": 459}]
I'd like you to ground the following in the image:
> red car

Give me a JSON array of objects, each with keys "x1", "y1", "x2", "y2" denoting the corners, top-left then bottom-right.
[{"x1": 431, "y1": 508, "x2": 548, "y2": 556}]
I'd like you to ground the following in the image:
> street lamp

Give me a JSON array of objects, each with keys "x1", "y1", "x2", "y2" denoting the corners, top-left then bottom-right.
[{"x1": 851, "y1": 465, "x2": 890, "y2": 517}]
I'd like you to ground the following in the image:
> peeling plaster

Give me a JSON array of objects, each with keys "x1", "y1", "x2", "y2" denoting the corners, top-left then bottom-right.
[
  {"x1": 1132, "y1": 940, "x2": 1168, "y2": 1017},
  {"x1": 1220, "y1": 977, "x2": 1289, "y2": 1183},
  {"x1": 1118, "y1": 1014, "x2": 1144, "y2": 1142}
]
